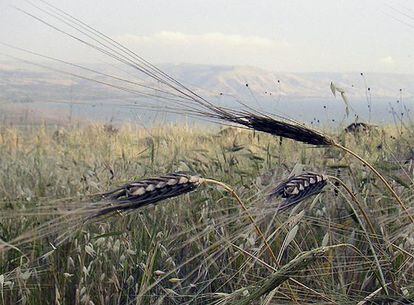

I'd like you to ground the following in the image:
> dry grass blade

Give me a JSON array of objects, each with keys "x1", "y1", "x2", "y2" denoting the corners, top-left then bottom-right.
[
  {"x1": 229, "y1": 244, "x2": 348, "y2": 305},
  {"x1": 268, "y1": 172, "x2": 328, "y2": 211},
  {"x1": 356, "y1": 286, "x2": 386, "y2": 305},
  {"x1": 96, "y1": 172, "x2": 203, "y2": 217}
]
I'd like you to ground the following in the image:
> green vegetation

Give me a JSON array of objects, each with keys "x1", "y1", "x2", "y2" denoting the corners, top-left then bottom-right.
[{"x1": 0, "y1": 123, "x2": 413, "y2": 304}]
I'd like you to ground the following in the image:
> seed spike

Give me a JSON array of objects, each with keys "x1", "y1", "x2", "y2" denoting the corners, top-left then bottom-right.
[
  {"x1": 221, "y1": 113, "x2": 335, "y2": 146},
  {"x1": 269, "y1": 172, "x2": 328, "y2": 211},
  {"x1": 97, "y1": 172, "x2": 202, "y2": 217}
]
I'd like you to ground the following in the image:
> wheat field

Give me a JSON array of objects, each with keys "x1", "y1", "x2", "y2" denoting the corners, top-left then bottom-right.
[{"x1": 0, "y1": 123, "x2": 412, "y2": 304}]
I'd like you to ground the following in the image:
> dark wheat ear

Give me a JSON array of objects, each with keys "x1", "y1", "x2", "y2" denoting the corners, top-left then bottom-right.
[
  {"x1": 221, "y1": 112, "x2": 335, "y2": 146},
  {"x1": 95, "y1": 172, "x2": 203, "y2": 217},
  {"x1": 268, "y1": 172, "x2": 328, "y2": 211},
  {"x1": 226, "y1": 112, "x2": 412, "y2": 222}
]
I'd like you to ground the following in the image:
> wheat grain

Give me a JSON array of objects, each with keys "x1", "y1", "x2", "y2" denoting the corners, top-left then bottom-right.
[
  {"x1": 269, "y1": 172, "x2": 328, "y2": 210},
  {"x1": 95, "y1": 172, "x2": 203, "y2": 216}
]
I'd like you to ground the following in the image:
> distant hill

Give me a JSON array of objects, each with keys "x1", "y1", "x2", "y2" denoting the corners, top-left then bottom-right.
[
  {"x1": 163, "y1": 64, "x2": 414, "y2": 99},
  {"x1": 1, "y1": 62, "x2": 413, "y2": 125}
]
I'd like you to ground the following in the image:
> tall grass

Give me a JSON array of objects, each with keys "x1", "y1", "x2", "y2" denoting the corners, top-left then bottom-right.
[
  {"x1": 1, "y1": 3, "x2": 413, "y2": 304},
  {"x1": 9, "y1": 2, "x2": 412, "y2": 225},
  {"x1": 0, "y1": 123, "x2": 413, "y2": 304}
]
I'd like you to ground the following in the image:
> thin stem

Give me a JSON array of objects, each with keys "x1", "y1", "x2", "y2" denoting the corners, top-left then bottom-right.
[
  {"x1": 334, "y1": 142, "x2": 414, "y2": 224},
  {"x1": 328, "y1": 176, "x2": 389, "y2": 295},
  {"x1": 328, "y1": 176, "x2": 377, "y2": 235},
  {"x1": 233, "y1": 244, "x2": 358, "y2": 305},
  {"x1": 202, "y1": 179, "x2": 336, "y2": 304},
  {"x1": 202, "y1": 179, "x2": 277, "y2": 262}
]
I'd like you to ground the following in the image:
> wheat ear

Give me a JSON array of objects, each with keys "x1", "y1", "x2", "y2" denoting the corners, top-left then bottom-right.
[
  {"x1": 229, "y1": 113, "x2": 413, "y2": 224},
  {"x1": 268, "y1": 172, "x2": 328, "y2": 210}
]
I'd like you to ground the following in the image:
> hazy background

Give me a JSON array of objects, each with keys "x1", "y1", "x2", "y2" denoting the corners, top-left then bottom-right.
[
  {"x1": 1, "y1": 0, "x2": 414, "y2": 72},
  {"x1": 1, "y1": 0, "x2": 414, "y2": 126}
]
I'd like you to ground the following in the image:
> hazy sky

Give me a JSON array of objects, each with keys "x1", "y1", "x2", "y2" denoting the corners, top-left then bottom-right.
[{"x1": 1, "y1": 0, "x2": 414, "y2": 73}]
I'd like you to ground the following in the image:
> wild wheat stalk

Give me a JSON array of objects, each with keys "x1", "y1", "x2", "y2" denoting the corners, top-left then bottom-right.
[
  {"x1": 203, "y1": 178, "x2": 278, "y2": 262},
  {"x1": 103, "y1": 173, "x2": 325, "y2": 303},
  {"x1": 203, "y1": 178, "x2": 339, "y2": 303},
  {"x1": 100, "y1": 174, "x2": 278, "y2": 263},
  {"x1": 332, "y1": 143, "x2": 413, "y2": 223},
  {"x1": 328, "y1": 175, "x2": 390, "y2": 294},
  {"x1": 0, "y1": 173, "x2": 204, "y2": 253},
  {"x1": 231, "y1": 114, "x2": 413, "y2": 223}
]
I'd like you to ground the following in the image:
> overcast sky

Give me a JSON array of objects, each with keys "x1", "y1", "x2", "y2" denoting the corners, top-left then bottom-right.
[{"x1": 1, "y1": 0, "x2": 414, "y2": 73}]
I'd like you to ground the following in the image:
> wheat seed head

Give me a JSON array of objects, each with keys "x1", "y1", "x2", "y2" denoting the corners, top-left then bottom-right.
[
  {"x1": 269, "y1": 172, "x2": 328, "y2": 211},
  {"x1": 96, "y1": 172, "x2": 203, "y2": 216},
  {"x1": 221, "y1": 112, "x2": 335, "y2": 146}
]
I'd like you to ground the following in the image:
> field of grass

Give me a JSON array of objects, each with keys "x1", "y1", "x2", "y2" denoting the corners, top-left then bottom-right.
[{"x1": 0, "y1": 123, "x2": 413, "y2": 304}]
